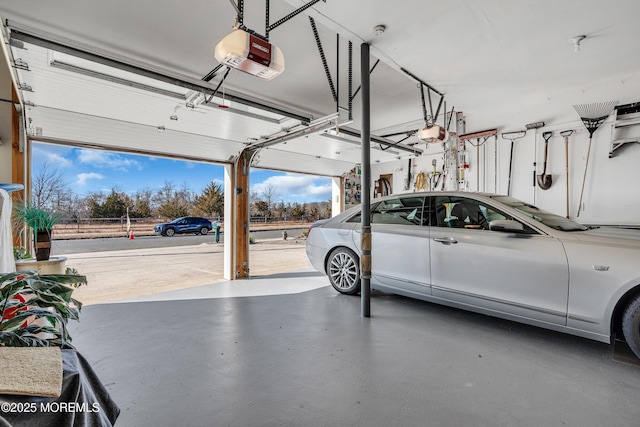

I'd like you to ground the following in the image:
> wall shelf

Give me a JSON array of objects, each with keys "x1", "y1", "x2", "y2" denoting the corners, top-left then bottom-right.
[{"x1": 609, "y1": 102, "x2": 640, "y2": 157}]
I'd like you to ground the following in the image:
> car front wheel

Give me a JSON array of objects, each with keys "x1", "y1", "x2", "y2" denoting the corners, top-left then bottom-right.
[
  {"x1": 326, "y1": 247, "x2": 360, "y2": 295},
  {"x1": 200, "y1": 227, "x2": 209, "y2": 235},
  {"x1": 165, "y1": 228, "x2": 176, "y2": 237},
  {"x1": 622, "y1": 295, "x2": 640, "y2": 360}
]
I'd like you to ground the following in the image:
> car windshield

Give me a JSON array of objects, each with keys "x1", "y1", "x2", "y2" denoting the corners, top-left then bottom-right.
[
  {"x1": 490, "y1": 196, "x2": 588, "y2": 232},
  {"x1": 170, "y1": 218, "x2": 183, "y2": 224}
]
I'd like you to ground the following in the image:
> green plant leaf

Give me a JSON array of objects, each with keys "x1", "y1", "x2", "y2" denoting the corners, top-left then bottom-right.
[
  {"x1": 40, "y1": 274, "x2": 88, "y2": 288},
  {"x1": 1, "y1": 271, "x2": 83, "y2": 348},
  {"x1": 13, "y1": 202, "x2": 60, "y2": 231}
]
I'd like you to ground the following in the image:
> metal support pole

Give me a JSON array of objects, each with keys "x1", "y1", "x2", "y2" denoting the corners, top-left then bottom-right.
[
  {"x1": 336, "y1": 34, "x2": 339, "y2": 113},
  {"x1": 348, "y1": 41, "x2": 353, "y2": 121},
  {"x1": 360, "y1": 43, "x2": 371, "y2": 318}
]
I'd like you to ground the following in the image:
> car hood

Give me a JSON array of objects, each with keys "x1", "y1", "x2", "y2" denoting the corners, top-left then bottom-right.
[{"x1": 571, "y1": 226, "x2": 640, "y2": 247}]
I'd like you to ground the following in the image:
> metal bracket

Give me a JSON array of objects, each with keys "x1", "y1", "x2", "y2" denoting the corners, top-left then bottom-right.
[{"x1": 459, "y1": 129, "x2": 499, "y2": 142}]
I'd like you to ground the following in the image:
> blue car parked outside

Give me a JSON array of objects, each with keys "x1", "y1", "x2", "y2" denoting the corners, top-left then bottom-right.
[{"x1": 154, "y1": 217, "x2": 212, "y2": 237}]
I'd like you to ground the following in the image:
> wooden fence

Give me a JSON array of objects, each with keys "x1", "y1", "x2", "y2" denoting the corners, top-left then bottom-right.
[{"x1": 52, "y1": 216, "x2": 316, "y2": 239}]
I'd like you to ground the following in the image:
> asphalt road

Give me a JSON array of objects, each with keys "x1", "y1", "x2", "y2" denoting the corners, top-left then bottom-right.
[{"x1": 52, "y1": 228, "x2": 307, "y2": 254}]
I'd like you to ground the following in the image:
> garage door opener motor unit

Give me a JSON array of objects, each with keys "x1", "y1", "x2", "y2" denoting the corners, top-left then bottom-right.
[{"x1": 215, "y1": 29, "x2": 285, "y2": 80}]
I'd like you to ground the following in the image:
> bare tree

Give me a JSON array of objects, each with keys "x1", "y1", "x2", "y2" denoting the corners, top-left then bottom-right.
[
  {"x1": 32, "y1": 161, "x2": 70, "y2": 210},
  {"x1": 262, "y1": 184, "x2": 278, "y2": 211},
  {"x1": 154, "y1": 181, "x2": 192, "y2": 219}
]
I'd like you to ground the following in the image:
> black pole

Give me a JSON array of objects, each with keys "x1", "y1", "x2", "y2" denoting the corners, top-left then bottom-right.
[
  {"x1": 360, "y1": 43, "x2": 371, "y2": 318},
  {"x1": 336, "y1": 34, "x2": 339, "y2": 113}
]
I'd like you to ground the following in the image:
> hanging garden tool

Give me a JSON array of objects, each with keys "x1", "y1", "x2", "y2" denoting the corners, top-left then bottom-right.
[
  {"x1": 537, "y1": 131, "x2": 553, "y2": 190},
  {"x1": 501, "y1": 130, "x2": 527, "y2": 195},
  {"x1": 414, "y1": 171, "x2": 427, "y2": 191},
  {"x1": 459, "y1": 129, "x2": 497, "y2": 192},
  {"x1": 458, "y1": 140, "x2": 470, "y2": 191},
  {"x1": 573, "y1": 100, "x2": 619, "y2": 217},
  {"x1": 560, "y1": 129, "x2": 574, "y2": 218},
  {"x1": 525, "y1": 121, "x2": 545, "y2": 197},
  {"x1": 427, "y1": 159, "x2": 442, "y2": 190}
]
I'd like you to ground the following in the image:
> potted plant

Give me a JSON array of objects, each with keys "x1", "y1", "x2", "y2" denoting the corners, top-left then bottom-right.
[
  {"x1": 13, "y1": 246, "x2": 32, "y2": 261},
  {"x1": 0, "y1": 271, "x2": 86, "y2": 348},
  {"x1": 13, "y1": 203, "x2": 60, "y2": 261}
]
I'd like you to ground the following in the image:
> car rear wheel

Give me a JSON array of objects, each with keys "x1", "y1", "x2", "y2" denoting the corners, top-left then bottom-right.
[
  {"x1": 165, "y1": 228, "x2": 176, "y2": 237},
  {"x1": 622, "y1": 295, "x2": 640, "y2": 360},
  {"x1": 200, "y1": 227, "x2": 209, "y2": 235},
  {"x1": 327, "y1": 247, "x2": 360, "y2": 295}
]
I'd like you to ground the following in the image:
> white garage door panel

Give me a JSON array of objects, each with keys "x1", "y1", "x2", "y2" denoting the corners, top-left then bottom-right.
[
  {"x1": 279, "y1": 133, "x2": 406, "y2": 165},
  {"x1": 28, "y1": 107, "x2": 245, "y2": 162},
  {"x1": 254, "y1": 147, "x2": 355, "y2": 177}
]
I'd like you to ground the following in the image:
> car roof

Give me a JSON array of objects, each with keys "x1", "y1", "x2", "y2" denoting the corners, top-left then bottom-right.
[
  {"x1": 373, "y1": 191, "x2": 503, "y2": 201},
  {"x1": 332, "y1": 191, "x2": 556, "y2": 236}
]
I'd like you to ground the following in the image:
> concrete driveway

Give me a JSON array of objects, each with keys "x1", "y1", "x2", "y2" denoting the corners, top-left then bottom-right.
[{"x1": 66, "y1": 238, "x2": 312, "y2": 305}]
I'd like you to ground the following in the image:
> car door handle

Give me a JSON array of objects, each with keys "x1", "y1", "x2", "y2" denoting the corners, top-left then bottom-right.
[{"x1": 433, "y1": 237, "x2": 458, "y2": 245}]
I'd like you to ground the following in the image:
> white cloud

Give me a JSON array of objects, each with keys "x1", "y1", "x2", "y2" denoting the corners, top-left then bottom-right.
[
  {"x1": 76, "y1": 172, "x2": 105, "y2": 186},
  {"x1": 77, "y1": 149, "x2": 141, "y2": 171},
  {"x1": 251, "y1": 173, "x2": 331, "y2": 202},
  {"x1": 32, "y1": 145, "x2": 73, "y2": 168},
  {"x1": 46, "y1": 153, "x2": 73, "y2": 168}
]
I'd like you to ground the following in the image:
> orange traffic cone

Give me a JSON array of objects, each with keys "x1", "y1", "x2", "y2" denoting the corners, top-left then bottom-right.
[{"x1": 129, "y1": 230, "x2": 135, "y2": 239}]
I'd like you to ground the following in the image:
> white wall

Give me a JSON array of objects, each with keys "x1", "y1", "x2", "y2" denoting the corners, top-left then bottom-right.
[
  {"x1": 370, "y1": 117, "x2": 640, "y2": 226},
  {"x1": 0, "y1": 45, "x2": 13, "y2": 184}
]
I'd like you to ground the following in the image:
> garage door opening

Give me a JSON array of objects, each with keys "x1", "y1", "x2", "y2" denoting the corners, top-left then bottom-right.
[{"x1": 21, "y1": 141, "x2": 333, "y2": 304}]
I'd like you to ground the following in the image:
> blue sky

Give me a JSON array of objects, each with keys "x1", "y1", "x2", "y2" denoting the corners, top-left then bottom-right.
[{"x1": 32, "y1": 142, "x2": 332, "y2": 203}]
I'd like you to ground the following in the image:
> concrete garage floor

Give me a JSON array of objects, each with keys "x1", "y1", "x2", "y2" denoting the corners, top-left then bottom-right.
[{"x1": 69, "y1": 271, "x2": 640, "y2": 427}]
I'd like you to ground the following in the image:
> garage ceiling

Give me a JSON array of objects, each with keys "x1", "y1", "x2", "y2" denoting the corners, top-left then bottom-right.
[{"x1": 1, "y1": 0, "x2": 639, "y2": 176}]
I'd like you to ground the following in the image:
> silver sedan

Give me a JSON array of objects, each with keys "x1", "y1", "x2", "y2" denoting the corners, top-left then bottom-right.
[{"x1": 306, "y1": 191, "x2": 640, "y2": 360}]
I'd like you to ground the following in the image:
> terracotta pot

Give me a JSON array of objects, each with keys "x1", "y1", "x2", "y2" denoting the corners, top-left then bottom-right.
[{"x1": 35, "y1": 229, "x2": 52, "y2": 261}]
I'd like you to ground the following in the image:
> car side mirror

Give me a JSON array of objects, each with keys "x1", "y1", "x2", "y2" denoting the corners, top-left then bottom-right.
[{"x1": 489, "y1": 219, "x2": 524, "y2": 233}]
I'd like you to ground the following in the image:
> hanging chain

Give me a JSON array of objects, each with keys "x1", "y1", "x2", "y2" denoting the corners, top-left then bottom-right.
[
  {"x1": 268, "y1": 0, "x2": 323, "y2": 34},
  {"x1": 309, "y1": 17, "x2": 337, "y2": 103},
  {"x1": 237, "y1": 0, "x2": 244, "y2": 28},
  {"x1": 265, "y1": 0, "x2": 270, "y2": 39}
]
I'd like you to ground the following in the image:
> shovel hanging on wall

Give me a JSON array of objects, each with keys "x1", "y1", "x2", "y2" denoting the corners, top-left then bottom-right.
[
  {"x1": 537, "y1": 131, "x2": 553, "y2": 190},
  {"x1": 502, "y1": 130, "x2": 527, "y2": 196},
  {"x1": 560, "y1": 130, "x2": 574, "y2": 218}
]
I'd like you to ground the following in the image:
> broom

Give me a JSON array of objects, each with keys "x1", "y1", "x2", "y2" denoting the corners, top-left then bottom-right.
[{"x1": 573, "y1": 100, "x2": 618, "y2": 217}]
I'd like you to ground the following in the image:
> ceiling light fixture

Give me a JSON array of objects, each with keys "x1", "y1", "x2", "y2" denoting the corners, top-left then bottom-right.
[{"x1": 569, "y1": 35, "x2": 586, "y2": 52}]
